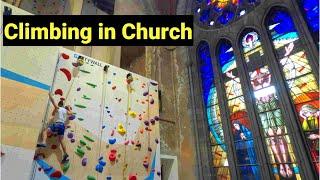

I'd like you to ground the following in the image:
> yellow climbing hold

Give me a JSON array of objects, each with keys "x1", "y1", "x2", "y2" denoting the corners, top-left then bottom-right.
[
  {"x1": 128, "y1": 111, "x2": 137, "y2": 118},
  {"x1": 117, "y1": 123, "x2": 126, "y2": 135}
]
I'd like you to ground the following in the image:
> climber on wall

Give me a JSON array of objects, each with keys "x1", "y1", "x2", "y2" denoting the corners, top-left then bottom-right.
[{"x1": 36, "y1": 93, "x2": 73, "y2": 164}]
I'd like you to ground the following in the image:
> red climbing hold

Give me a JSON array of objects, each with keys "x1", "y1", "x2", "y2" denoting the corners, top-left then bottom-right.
[
  {"x1": 50, "y1": 170, "x2": 62, "y2": 178},
  {"x1": 54, "y1": 89, "x2": 63, "y2": 96},
  {"x1": 51, "y1": 145, "x2": 57, "y2": 149},
  {"x1": 112, "y1": 86, "x2": 116, "y2": 90},
  {"x1": 108, "y1": 149, "x2": 117, "y2": 162},
  {"x1": 60, "y1": 68, "x2": 72, "y2": 81},
  {"x1": 128, "y1": 174, "x2": 137, "y2": 180},
  {"x1": 61, "y1": 53, "x2": 69, "y2": 60}
]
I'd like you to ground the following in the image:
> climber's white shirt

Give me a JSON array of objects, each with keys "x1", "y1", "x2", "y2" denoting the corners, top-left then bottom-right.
[{"x1": 55, "y1": 107, "x2": 67, "y2": 123}]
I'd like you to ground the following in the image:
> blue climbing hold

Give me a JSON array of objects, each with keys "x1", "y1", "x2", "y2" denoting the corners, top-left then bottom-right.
[
  {"x1": 106, "y1": 176, "x2": 112, "y2": 180},
  {"x1": 99, "y1": 160, "x2": 106, "y2": 166},
  {"x1": 95, "y1": 164, "x2": 103, "y2": 173},
  {"x1": 108, "y1": 138, "x2": 116, "y2": 145}
]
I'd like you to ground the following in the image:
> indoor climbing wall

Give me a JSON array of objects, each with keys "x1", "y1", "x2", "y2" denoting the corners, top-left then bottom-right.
[
  {"x1": 1, "y1": 2, "x2": 60, "y2": 180},
  {"x1": 19, "y1": 0, "x2": 66, "y2": 15},
  {"x1": 32, "y1": 48, "x2": 161, "y2": 180}
]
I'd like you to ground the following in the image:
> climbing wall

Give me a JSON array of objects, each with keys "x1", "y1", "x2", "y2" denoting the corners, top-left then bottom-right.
[
  {"x1": 32, "y1": 48, "x2": 161, "y2": 180},
  {"x1": 1, "y1": 2, "x2": 60, "y2": 180}
]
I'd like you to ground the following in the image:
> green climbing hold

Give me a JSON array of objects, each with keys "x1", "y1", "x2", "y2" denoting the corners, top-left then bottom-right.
[
  {"x1": 80, "y1": 70, "x2": 90, "y2": 74},
  {"x1": 82, "y1": 95, "x2": 91, "y2": 100},
  {"x1": 75, "y1": 104, "x2": 86, "y2": 108},
  {"x1": 80, "y1": 140, "x2": 87, "y2": 146},
  {"x1": 75, "y1": 148, "x2": 85, "y2": 157},
  {"x1": 87, "y1": 175, "x2": 96, "y2": 180},
  {"x1": 83, "y1": 135, "x2": 94, "y2": 142},
  {"x1": 86, "y1": 145, "x2": 91, "y2": 150},
  {"x1": 86, "y1": 82, "x2": 97, "y2": 88},
  {"x1": 78, "y1": 118, "x2": 84, "y2": 121},
  {"x1": 63, "y1": 162, "x2": 70, "y2": 173}
]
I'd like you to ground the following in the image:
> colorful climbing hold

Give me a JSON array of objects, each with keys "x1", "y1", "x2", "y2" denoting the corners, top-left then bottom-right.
[
  {"x1": 150, "y1": 98, "x2": 155, "y2": 104},
  {"x1": 87, "y1": 175, "x2": 96, "y2": 180},
  {"x1": 86, "y1": 146, "x2": 91, "y2": 150},
  {"x1": 50, "y1": 170, "x2": 62, "y2": 178},
  {"x1": 124, "y1": 140, "x2": 130, "y2": 145},
  {"x1": 148, "y1": 147, "x2": 152, "y2": 152},
  {"x1": 83, "y1": 135, "x2": 94, "y2": 142},
  {"x1": 69, "y1": 114, "x2": 76, "y2": 120},
  {"x1": 99, "y1": 160, "x2": 106, "y2": 166},
  {"x1": 62, "y1": 162, "x2": 70, "y2": 173},
  {"x1": 150, "y1": 119, "x2": 155, "y2": 125},
  {"x1": 80, "y1": 140, "x2": 86, "y2": 146},
  {"x1": 108, "y1": 138, "x2": 116, "y2": 145},
  {"x1": 112, "y1": 86, "x2": 116, "y2": 90},
  {"x1": 82, "y1": 158, "x2": 88, "y2": 166},
  {"x1": 110, "y1": 130, "x2": 115, "y2": 136},
  {"x1": 71, "y1": 139, "x2": 75, "y2": 143},
  {"x1": 54, "y1": 89, "x2": 63, "y2": 96},
  {"x1": 143, "y1": 92, "x2": 148, "y2": 96},
  {"x1": 75, "y1": 148, "x2": 85, "y2": 157},
  {"x1": 75, "y1": 104, "x2": 86, "y2": 108},
  {"x1": 80, "y1": 70, "x2": 90, "y2": 74},
  {"x1": 77, "y1": 87, "x2": 81, "y2": 91},
  {"x1": 78, "y1": 118, "x2": 84, "y2": 121},
  {"x1": 157, "y1": 171, "x2": 161, "y2": 176},
  {"x1": 128, "y1": 173, "x2": 138, "y2": 180},
  {"x1": 108, "y1": 152, "x2": 116, "y2": 162},
  {"x1": 106, "y1": 176, "x2": 112, "y2": 180},
  {"x1": 154, "y1": 116, "x2": 160, "y2": 121},
  {"x1": 60, "y1": 68, "x2": 72, "y2": 81},
  {"x1": 51, "y1": 145, "x2": 57, "y2": 149},
  {"x1": 155, "y1": 138, "x2": 159, "y2": 144},
  {"x1": 95, "y1": 164, "x2": 103, "y2": 173},
  {"x1": 86, "y1": 82, "x2": 97, "y2": 88},
  {"x1": 117, "y1": 123, "x2": 126, "y2": 135},
  {"x1": 61, "y1": 53, "x2": 69, "y2": 60},
  {"x1": 144, "y1": 121, "x2": 150, "y2": 126},
  {"x1": 129, "y1": 111, "x2": 137, "y2": 118},
  {"x1": 82, "y1": 95, "x2": 91, "y2": 100}
]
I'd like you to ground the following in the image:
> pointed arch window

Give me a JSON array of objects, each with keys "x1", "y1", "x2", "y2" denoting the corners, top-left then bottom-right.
[
  {"x1": 265, "y1": 8, "x2": 319, "y2": 174},
  {"x1": 197, "y1": 41, "x2": 230, "y2": 179},
  {"x1": 240, "y1": 30, "x2": 302, "y2": 179},
  {"x1": 217, "y1": 40, "x2": 260, "y2": 179}
]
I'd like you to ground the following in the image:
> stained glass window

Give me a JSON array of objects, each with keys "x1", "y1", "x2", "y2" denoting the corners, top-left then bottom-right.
[
  {"x1": 266, "y1": 9, "x2": 319, "y2": 174},
  {"x1": 218, "y1": 40, "x2": 260, "y2": 179},
  {"x1": 197, "y1": 41, "x2": 231, "y2": 179},
  {"x1": 301, "y1": 0, "x2": 319, "y2": 44},
  {"x1": 194, "y1": 0, "x2": 260, "y2": 27},
  {"x1": 241, "y1": 31, "x2": 302, "y2": 179}
]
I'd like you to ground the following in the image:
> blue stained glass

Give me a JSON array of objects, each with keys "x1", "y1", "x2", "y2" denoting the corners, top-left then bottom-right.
[
  {"x1": 302, "y1": 0, "x2": 319, "y2": 33},
  {"x1": 218, "y1": 11, "x2": 235, "y2": 25},
  {"x1": 218, "y1": 41, "x2": 237, "y2": 73},
  {"x1": 267, "y1": 10, "x2": 296, "y2": 37},
  {"x1": 198, "y1": 42, "x2": 215, "y2": 105},
  {"x1": 200, "y1": 8, "x2": 211, "y2": 23}
]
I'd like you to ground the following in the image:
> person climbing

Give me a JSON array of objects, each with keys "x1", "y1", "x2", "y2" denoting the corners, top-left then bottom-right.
[{"x1": 37, "y1": 93, "x2": 73, "y2": 163}]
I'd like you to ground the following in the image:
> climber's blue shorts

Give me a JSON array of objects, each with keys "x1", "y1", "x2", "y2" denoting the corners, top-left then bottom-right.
[{"x1": 48, "y1": 122, "x2": 65, "y2": 136}]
